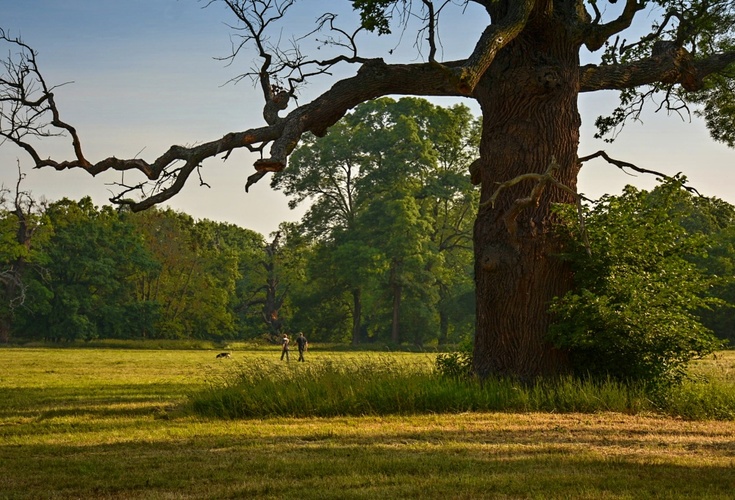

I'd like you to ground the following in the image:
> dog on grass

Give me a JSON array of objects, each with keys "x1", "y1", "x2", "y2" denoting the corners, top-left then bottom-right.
[{"x1": 215, "y1": 352, "x2": 232, "y2": 359}]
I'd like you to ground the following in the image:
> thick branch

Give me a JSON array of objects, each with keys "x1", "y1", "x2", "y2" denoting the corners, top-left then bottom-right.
[
  {"x1": 485, "y1": 157, "x2": 586, "y2": 247},
  {"x1": 580, "y1": 45, "x2": 735, "y2": 92},
  {"x1": 453, "y1": 0, "x2": 533, "y2": 94},
  {"x1": 8, "y1": 57, "x2": 465, "y2": 210}
]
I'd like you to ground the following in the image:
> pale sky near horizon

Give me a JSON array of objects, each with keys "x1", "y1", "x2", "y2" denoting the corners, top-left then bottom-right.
[{"x1": 1, "y1": 1, "x2": 733, "y2": 236}]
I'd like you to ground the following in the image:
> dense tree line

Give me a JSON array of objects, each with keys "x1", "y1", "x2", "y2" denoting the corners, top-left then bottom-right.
[
  {"x1": 0, "y1": 195, "x2": 269, "y2": 342},
  {"x1": 0, "y1": 99, "x2": 733, "y2": 354},
  {"x1": 0, "y1": 99, "x2": 479, "y2": 345}
]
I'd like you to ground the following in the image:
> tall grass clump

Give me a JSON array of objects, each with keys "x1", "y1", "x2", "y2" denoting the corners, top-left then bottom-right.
[
  {"x1": 189, "y1": 356, "x2": 656, "y2": 418},
  {"x1": 191, "y1": 357, "x2": 420, "y2": 417},
  {"x1": 651, "y1": 377, "x2": 735, "y2": 420}
]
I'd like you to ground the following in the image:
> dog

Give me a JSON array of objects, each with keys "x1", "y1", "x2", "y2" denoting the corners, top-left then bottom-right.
[{"x1": 215, "y1": 352, "x2": 232, "y2": 359}]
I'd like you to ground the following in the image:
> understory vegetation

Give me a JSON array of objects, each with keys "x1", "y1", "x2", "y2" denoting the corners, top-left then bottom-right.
[
  {"x1": 549, "y1": 178, "x2": 734, "y2": 386},
  {"x1": 190, "y1": 352, "x2": 735, "y2": 421}
]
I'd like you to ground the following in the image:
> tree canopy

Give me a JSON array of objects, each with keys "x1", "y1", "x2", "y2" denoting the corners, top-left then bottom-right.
[
  {"x1": 1, "y1": 1, "x2": 734, "y2": 378},
  {"x1": 3, "y1": 2, "x2": 732, "y2": 205},
  {"x1": 274, "y1": 97, "x2": 478, "y2": 345}
]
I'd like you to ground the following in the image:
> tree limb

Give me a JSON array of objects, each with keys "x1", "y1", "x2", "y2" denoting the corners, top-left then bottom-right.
[
  {"x1": 582, "y1": 0, "x2": 646, "y2": 52},
  {"x1": 579, "y1": 150, "x2": 701, "y2": 195},
  {"x1": 2, "y1": 32, "x2": 465, "y2": 210},
  {"x1": 580, "y1": 44, "x2": 735, "y2": 92},
  {"x1": 484, "y1": 157, "x2": 590, "y2": 249},
  {"x1": 453, "y1": 0, "x2": 533, "y2": 94}
]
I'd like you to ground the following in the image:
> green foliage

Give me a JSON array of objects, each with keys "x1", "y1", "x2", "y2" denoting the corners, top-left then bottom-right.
[
  {"x1": 678, "y1": 196, "x2": 735, "y2": 343},
  {"x1": 272, "y1": 97, "x2": 478, "y2": 346},
  {"x1": 435, "y1": 350, "x2": 473, "y2": 380},
  {"x1": 549, "y1": 178, "x2": 726, "y2": 385},
  {"x1": 350, "y1": 0, "x2": 405, "y2": 34},
  {"x1": 692, "y1": 72, "x2": 735, "y2": 147},
  {"x1": 127, "y1": 209, "x2": 268, "y2": 340},
  {"x1": 594, "y1": 0, "x2": 735, "y2": 143},
  {"x1": 19, "y1": 198, "x2": 154, "y2": 342},
  {"x1": 1, "y1": 195, "x2": 271, "y2": 342}
]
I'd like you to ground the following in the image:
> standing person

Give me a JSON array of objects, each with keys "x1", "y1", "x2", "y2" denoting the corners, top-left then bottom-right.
[
  {"x1": 296, "y1": 332, "x2": 308, "y2": 362},
  {"x1": 280, "y1": 334, "x2": 290, "y2": 361}
]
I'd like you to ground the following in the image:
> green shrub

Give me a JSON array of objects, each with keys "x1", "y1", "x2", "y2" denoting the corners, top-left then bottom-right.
[
  {"x1": 435, "y1": 351, "x2": 473, "y2": 380},
  {"x1": 550, "y1": 178, "x2": 725, "y2": 386}
]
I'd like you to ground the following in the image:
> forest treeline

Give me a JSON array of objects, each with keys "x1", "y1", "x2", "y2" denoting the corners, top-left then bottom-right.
[
  {"x1": 0, "y1": 98, "x2": 733, "y2": 348},
  {"x1": 0, "y1": 98, "x2": 479, "y2": 346},
  {"x1": 0, "y1": 192, "x2": 474, "y2": 345}
]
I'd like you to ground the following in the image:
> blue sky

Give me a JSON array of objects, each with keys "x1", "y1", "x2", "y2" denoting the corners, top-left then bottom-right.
[{"x1": 1, "y1": 1, "x2": 733, "y2": 236}]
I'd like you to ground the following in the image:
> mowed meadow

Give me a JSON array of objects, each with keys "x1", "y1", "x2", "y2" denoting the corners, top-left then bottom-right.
[{"x1": 2, "y1": 347, "x2": 735, "y2": 499}]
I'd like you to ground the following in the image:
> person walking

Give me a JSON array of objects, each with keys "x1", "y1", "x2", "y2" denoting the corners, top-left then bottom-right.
[
  {"x1": 296, "y1": 332, "x2": 308, "y2": 362},
  {"x1": 280, "y1": 334, "x2": 290, "y2": 361}
]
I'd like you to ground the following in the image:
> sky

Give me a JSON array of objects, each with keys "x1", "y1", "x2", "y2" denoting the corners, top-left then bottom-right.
[{"x1": 1, "y1": 0, "x2": 733, "y2": 236}]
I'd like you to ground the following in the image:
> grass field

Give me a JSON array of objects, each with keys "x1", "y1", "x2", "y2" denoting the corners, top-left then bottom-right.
[{"x1": 1, "y1": 347, "x2": 735, "y2": 499}]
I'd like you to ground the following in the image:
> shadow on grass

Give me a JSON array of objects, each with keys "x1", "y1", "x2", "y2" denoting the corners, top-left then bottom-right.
[
  {"x1": 0, "y1": 383, "x2": 190, "y2": 417},
  {"x1": 1, "y1": 431, "x2": 734, "y2": 499}
]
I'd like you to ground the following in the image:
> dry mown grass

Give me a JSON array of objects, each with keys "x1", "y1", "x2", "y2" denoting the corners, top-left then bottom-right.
[{"x1": 1, "y1": 348, "x2": 734, "y2": 499}]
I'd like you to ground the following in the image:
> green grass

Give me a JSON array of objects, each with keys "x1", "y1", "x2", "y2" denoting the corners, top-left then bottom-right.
[
  {"x1": 190, "y1": 352, "x2": 735, "y2": 420},
  {"x1": 2, "y1": 347, "x2": 735, "y2": 498}
]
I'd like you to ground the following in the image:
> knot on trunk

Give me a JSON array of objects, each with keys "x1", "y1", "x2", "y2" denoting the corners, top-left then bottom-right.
[{"x1": 536, "y1": 66, "x2": 562, "y2": 91}]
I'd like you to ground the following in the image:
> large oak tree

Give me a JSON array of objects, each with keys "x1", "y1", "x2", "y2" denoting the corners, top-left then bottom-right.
[{"x1": 2, "y1": 1, "x2": 734, "y2": 377}]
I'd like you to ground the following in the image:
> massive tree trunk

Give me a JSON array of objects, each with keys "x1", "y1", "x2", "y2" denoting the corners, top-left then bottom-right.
[{"x1": 472, "y1": 21, "x2": 580, "y2": 379}]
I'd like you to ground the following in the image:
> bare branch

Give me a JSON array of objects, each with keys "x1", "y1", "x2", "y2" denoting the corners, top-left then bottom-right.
[
  {"x1": 1, "y1": 29, "x2": 90, "y2": 168},
  {"x1": 618, "y1": 9, "x2": 681, "y2": 54},
  {"x1": 421, "y1": 0, "x2": 438, "y2": 62},
  {"x1": 219, "y1": 0, "x2": 297, "y2": 125},
  {"x1": 3, "y1": 22, "x2": 465, "y2": 211},
  {"x1": 578, "y1": 150, "x2": 701, "y2": 195},
  {"x1": 484, "y1": 157, "x2": 589, "y2": 248},
  {"x1": 583, "y1": 0, "x2": 646, "y2": 52}
]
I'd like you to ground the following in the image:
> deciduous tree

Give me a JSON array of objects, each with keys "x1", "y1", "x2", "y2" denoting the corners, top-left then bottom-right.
[
  {"x1": 2, "y1": 2, "x2": 734, "y2": 377},
  {"x1": 0, "y1": 166, "x2": 48, "y2": 341},
  {"x1": 275, "y1": 98, "x2": 477, "y2": 345}
]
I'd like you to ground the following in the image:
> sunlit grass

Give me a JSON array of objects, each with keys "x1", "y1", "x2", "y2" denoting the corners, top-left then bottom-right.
[
  {"x1": 191, "y1": 352, "x2": 735, "y2": 420},
  {"x1": 2, "y1": 347, "x2": 735, "y2": 498}
]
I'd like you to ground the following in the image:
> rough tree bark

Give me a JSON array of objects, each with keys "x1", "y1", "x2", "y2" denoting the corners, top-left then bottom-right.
[
  {"x1": 2, "y1": 1, "x2": 735, "y2": 377},
  {"x1": 472, "y1": 16, "x2": 580, "y2": 378}
]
